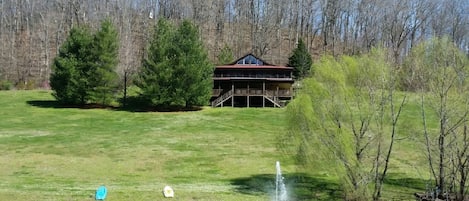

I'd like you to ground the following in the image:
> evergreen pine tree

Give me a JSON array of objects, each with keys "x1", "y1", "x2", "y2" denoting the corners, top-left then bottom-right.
[
  {"x1": 287, "y1": 39, "x2": 313, "y2": 80},
  {"x1": 136, "y1": 19, "x2": 213, "y2": 108},
  {"x1": 50, "y1": 20, "x2": 119, "y2": 106},
  {"x1": 89, "y1": 19, "x2": 119, "y2": 105},
  {"x1": 136, "y1": 18, "x2": 176, "y2": 106},
  {"x1": 50, "y1": 26, "x2": 93, "y2": 105},
  {"x1": 173, "y1": 20, "x2": 213, "y2": 107}
]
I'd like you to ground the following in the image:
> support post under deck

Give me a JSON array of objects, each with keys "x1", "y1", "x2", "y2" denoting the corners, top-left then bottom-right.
[
  {"x1": 231, "y1": 83, "x2": 234, "y2": 107},
  {"x1": 262, "y1": 81, "x2": 265, "y2": 108},
  {"x1": 247, "y1": 83, "x2": 250, "y2": 108}
]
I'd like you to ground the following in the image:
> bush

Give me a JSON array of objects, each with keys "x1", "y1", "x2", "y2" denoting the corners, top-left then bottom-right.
[
  {"x1": 0, "y1": 80, "x2": 12, "y2": 90},
  {"x1": 16, "y1": 80, "x2": 36, "y2": 90}
]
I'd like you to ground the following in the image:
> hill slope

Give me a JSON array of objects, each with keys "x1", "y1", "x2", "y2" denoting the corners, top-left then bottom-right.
[
  {"x1": 0, "y1": 90, "x2": 293, "y2": 200},
  {"x1": 0, "y1": 90, "x2": 432, "y2": 200}
]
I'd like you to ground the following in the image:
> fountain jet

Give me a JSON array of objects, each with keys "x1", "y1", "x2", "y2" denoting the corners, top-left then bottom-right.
[{"x1": 275, "y1": 161, "x2": 288, "y2": 201}]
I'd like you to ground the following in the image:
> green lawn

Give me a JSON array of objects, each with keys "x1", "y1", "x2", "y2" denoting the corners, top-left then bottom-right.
[
  {"x1": 0, "y1": 90, "x2": 295, "y2": 200},
  {"x1": 0, "y1": 90, "x2": 429, "y2": 200}
]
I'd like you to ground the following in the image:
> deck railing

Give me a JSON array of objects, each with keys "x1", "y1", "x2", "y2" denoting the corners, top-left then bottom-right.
[
  {"x1": 231, "y1": 89, "x2": 291, "y2": 97},
  {"x1": 214, "y1": 73, "x2": 292, "y2": 79},
  {"x1": 212, "y1": 89, "x2": 222, "y2": 96}
]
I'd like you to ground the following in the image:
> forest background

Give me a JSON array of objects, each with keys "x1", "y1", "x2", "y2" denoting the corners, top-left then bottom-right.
[{"x1": 0, "y1": 0, "x2": 468, "y2": 89}]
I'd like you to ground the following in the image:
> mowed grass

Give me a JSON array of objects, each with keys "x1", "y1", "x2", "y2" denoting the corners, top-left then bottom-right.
[
  {"x1": 0, "y1": 90, "x2": 293, "y2": 201},
  {"x1": 0, "y1": 90, "x2": 434, "y2": 200}
]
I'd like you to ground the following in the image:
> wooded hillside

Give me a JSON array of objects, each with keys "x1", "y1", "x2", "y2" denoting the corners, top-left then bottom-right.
[{"x1": 0, "y1": 0, "x2": 468, "y2": 88}]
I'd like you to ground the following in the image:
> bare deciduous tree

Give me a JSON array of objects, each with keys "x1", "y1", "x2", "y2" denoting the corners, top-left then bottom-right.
[{"x1": 0, "y1": 0, "x2": 467, "y2": 88}]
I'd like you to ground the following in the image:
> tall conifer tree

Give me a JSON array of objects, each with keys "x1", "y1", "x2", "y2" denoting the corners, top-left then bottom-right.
[
  {"x1": 287, "y1": 39, "x2": 313, "y2": 80},
  {"x1": 89, "y1": 19, "x2": 119, "y2": 105},
  {"x1": 173, "y1": 20, "x2": 213, "y2": 107},
  {"x1": 137, "y1": 19, "x2": 213, "y2": 108},
  {"x1": 50, "y1": 20, "x2": 119, "y2": 106},
  {"x1": 50, "y1": 26, "x2": 93, "y2": 105},
  {"x1": 136, "y1": 19, "x2": 175, "y2": 106}
]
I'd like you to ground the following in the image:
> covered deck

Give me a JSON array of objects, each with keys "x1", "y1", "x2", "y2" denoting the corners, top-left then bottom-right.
[
  {"x1": 211, "y1": 83, "x2": 292, "y2": 108},
  {"x1": 211, "y1": 54, "x2": 294, "y2": 108}
]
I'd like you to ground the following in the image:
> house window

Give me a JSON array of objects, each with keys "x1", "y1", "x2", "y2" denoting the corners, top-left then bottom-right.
[{"x1": 236, "y1": 55, "x2": 264, "y2": 65}]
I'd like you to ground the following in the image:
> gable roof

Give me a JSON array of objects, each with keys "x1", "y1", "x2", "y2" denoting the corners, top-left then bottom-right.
[
  {"x1": 228, "y1": 53, "x2": 273, "y2": 66},
  {"x1": 217, "y1": 53, "x2": 292, "y2": 70}
]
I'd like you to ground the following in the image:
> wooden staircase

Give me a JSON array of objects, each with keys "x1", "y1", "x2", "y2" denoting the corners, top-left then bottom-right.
[
  {"x1": 264, "y1": 91, "x2": 282, "y2": 107},
  {"x1": 211, "y1": 89, "x2": 233, "y2": 107},
  {"x1": 211, "y1": 89, "x2": 284, "y2": 107}
]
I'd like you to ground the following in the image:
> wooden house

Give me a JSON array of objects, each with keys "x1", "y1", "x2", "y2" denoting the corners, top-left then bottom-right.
[{"x1": 211, "y1": 54, "x2": 294, "y2": 107}]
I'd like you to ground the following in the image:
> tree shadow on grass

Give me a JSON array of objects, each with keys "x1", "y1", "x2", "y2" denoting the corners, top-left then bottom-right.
[
  {"x1": 383, "y1": 174, "x2": 432, "y2": 200},
  {"x1": 26, "y1": 100, "x2": 118, "y2": 110},
  {"x1": 26, "y1": 100, "x2": 72, "y2": 109},
  {"x1": 230, "y1": 173, "x2": 342, "y2": 201},
  {"x1": 116, "y1": 96, "x2": 203, "y2": 112},
  {"x1": 26, "y1": 97, "x2": 203, "y2": 112},
  {"x1": 384, "y1": 176, "x2": 428, "y2": 191}
]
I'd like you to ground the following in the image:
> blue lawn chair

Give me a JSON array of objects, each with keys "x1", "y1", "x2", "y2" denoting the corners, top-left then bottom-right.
[{"x1": 95, "y1": 185, "x2": 107, "y2": 200}]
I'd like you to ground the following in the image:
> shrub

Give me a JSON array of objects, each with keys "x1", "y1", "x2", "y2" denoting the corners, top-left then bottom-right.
[
  {"x1": 16, "y1": 80, "x2": 37, "y2": 90},
  {"x1": 0, "y1": 80, "x2": 13, "y2": 90}
]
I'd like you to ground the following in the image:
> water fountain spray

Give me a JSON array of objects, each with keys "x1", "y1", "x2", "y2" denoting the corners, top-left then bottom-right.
[{"x1": 275, "y1": 161, "x2": 288, "y2": 201}]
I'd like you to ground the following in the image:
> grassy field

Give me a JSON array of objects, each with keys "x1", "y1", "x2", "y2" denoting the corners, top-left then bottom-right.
[
  {"x1": 0, "y1": 90, "x2": 296, "y2": 201},
  {"x1": 0, "y1": 90, "x2": 430, "y2": 200}
]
